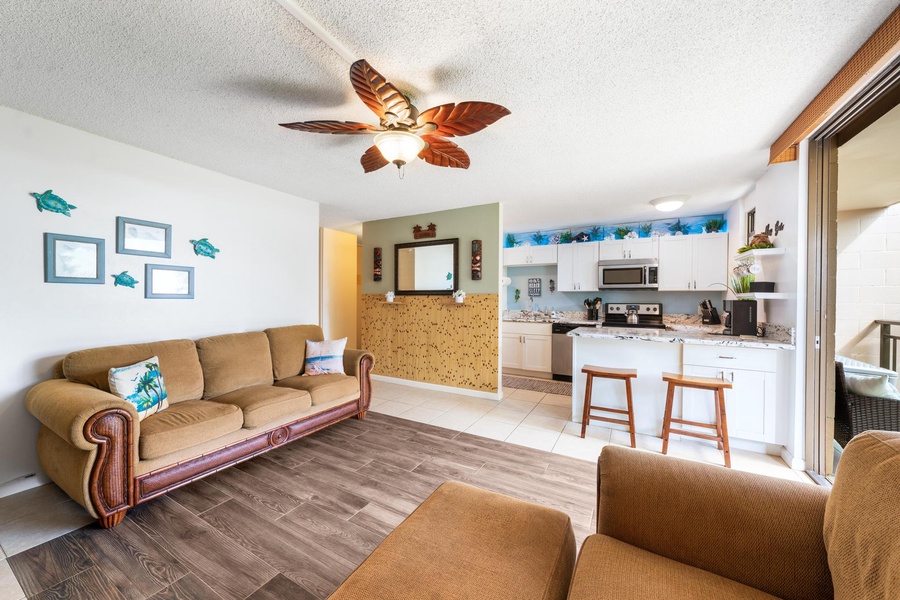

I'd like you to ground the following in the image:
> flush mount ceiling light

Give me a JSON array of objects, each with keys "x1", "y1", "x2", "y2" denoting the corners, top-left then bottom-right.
[
  {"x1": 650, "y1": 195, "x2": 689, "y2": 212},
  {"x1": 279, "y1": 60, "x2": 510, "y2": 173}
]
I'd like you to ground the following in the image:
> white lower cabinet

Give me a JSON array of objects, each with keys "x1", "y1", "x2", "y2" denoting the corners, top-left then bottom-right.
[
  {"x1": 503, "y1": 322, "x2": 552, "y2": 373},
  {"x1": 681, "y1": 345, "x2": 778, "y2": 443}
]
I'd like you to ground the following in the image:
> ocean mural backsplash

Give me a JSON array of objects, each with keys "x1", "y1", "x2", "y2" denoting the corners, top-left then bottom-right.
[{"x1": 505, "y1": 214, "x2": 726, "y2": 247}]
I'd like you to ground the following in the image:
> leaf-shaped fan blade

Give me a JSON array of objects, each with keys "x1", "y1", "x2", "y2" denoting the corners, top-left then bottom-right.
[
  {"x1": 349, "y1": 60, "x2": 411, "y2": 123},
  {"x1": 361, "y1": 145, "x2": 389, "y2": 173},
  {"x1": 416, "y1": 102, "x2": 510, "y2": 137},
  {"x1": 419, "y1": 136, "x2": 470, "y2": 169},
  {"x1": 279, "y1": 120, "x2": 377, "y2": 134}
]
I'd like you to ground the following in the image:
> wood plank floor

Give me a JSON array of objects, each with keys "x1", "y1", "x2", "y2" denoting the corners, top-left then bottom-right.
[{"x1": 7, "y1": 413, "x2": 597, "y2": 599}]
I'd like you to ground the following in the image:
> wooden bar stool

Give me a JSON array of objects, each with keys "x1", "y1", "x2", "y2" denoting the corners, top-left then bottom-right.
[
  {"x1": 660, "y1": 372, "x2": 734, "y2": 467},
  {"x1": 580, "y1": 365, "x2": 638, "y2": 447}
]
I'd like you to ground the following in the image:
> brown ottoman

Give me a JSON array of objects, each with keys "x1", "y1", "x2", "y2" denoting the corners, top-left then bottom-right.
[{"x1": 329, "y1": 481, "x2": 576, "y2": 600}]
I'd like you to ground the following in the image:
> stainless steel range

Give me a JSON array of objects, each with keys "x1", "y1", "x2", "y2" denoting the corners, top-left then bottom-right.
[{"x1": 602, "y1": 303, "x2": 665, "y2": 329}]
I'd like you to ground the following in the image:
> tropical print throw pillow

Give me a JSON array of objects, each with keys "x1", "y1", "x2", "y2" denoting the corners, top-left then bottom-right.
[
  {"x1": 303, "y1": 338, "x2": 347, "y2": 376},
  {"x1": 108, "y1": 356, "x2": 169, "y2": 420}
]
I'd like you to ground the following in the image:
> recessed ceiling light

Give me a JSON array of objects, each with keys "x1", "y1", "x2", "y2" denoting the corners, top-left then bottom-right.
[{"x1": 650, "y1": 195, "x2": 688, "y2": 212}]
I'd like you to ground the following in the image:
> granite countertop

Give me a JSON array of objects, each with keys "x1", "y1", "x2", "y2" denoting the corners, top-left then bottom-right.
[{"x1": 568, "y1": 324, "x2": 795, "y2": 350}]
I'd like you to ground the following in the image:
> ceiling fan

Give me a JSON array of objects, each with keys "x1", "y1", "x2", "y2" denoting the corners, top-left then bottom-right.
[{"x1": 279, "y1": 59, "x2": 510, "y2": 173}]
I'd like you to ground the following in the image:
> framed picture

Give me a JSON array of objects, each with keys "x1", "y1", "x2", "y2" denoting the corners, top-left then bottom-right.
[
  {"x1": 44, "y1": 233, "x2": 105, "y2": 284},
  {"x1": 117, "y1": 217, "x2": 172, "y2": 258},
  {"x1": 746, "y1": 208, "x2": 756, "y2": 245},
  {"x1": 145, "y1": 264, "x2": 194, "y2": 299}
]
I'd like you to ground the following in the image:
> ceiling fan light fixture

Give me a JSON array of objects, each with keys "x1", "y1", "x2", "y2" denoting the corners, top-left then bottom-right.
[
  {"x1": 650, "y1": 195, "x2": 689, "y2": 212},
  {"x1": 374, "y1": 130, "x2": 425, "y2": 167}
]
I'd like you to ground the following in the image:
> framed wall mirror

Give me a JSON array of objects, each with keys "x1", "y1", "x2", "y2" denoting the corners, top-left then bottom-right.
[{"x1": 394, "y1": 238, "x2": 459, "y2": 295}]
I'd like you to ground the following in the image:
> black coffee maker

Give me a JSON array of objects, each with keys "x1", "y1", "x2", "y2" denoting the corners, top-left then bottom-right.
[{"x1": 723, "y1": 300, "x2": 757, "y2": 336}]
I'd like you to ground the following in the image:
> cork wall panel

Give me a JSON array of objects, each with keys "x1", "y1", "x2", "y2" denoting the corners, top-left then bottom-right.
[{"x1": 360, "y1": 294, "x2": 499, "y2": 392}]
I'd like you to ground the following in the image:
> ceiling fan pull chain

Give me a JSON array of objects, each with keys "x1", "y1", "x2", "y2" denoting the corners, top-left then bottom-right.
[{"x1": 398, "y1": 164, "x2": 405, "y2": 180}]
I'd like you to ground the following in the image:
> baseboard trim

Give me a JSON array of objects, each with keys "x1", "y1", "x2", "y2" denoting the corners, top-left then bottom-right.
[
  {"x1": 0, "y1": 473, "x2": 51, "y2": 499},
  {"x1": 780, "y1": 446, "x2": 806, "y2": 471},
  {"x1": 372, "y1": 374, "x2": 502, "y2": 401}
]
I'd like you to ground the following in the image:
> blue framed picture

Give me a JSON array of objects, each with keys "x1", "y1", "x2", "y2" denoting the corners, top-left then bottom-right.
[
  {"x1": 44, "y1": 233, "x2": 105, "y2": 284},
  {"x1": 144, "y1": 264, "x2": 194, "y2": 299},
  {"x1": 117, "y1": 217, "x2": 172, "y2": 258}
]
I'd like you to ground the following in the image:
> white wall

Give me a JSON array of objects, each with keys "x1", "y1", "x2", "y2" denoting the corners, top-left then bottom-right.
[
  {"x1": 836, "y1": 203, "x2": 900, "y2": 365},
  {"x1": 0, "y1": 107, "x2": 320, "y2": 497},
  {"x1": 726, "y1": 157, "x2": 808, "y2": 469}
]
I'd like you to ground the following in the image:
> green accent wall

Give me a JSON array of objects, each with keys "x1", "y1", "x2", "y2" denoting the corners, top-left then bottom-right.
[{"x1": 362, "y1": 203, "x2": 501, "y2": 295}]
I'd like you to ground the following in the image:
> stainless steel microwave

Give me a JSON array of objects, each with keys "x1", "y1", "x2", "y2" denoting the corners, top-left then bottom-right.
[{"x1": 598, "y1": 258, "x2": 659, "y2": 289}]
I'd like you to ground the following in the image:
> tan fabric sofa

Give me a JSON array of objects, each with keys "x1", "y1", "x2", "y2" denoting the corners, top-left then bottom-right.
[{"x1": 25, "y1": 324, "x2": 374, "y2": 528}]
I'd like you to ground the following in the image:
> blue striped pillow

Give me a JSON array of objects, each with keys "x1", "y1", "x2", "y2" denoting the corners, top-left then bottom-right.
[{"x1": 303, "y1": 338, "x2": 347, "y2": 376}]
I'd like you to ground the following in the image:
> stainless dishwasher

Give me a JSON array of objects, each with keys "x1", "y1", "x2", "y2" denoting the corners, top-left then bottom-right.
[{"x1": 551, "y1": 323, "x2": 580, "y2": 382}]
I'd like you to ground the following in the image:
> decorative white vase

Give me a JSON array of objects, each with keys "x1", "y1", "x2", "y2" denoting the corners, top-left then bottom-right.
[{"x1": 385, "y1": 292, "x2": 395, "y2": 303}]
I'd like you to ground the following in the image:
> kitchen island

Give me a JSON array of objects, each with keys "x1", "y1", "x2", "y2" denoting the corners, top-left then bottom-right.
[{"x1": 569, "y1": 324, "x2": 795, "y2": 455}]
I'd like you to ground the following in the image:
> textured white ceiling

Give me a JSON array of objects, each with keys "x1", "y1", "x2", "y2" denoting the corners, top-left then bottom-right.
[
  {"x1": 3, "y1": 1, "x2": 898, "y2": 233},
  {"x1": 838, "y1": 101, "x2": 900, "y2": 211}
]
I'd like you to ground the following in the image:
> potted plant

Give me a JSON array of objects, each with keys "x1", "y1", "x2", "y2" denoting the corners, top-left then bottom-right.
[
  {"x1": 615, "y1": 226, "x2": 634, "y2": 239},
  {"x1": 452, "y1": 289, "x2": 466, "y2": 304},
  {"x1": 559, "y1": 230, "x2": 573, "y2": 244},
  {"x1": 705, "y1": 218, "x2": 725, "y2": 233},
  {"x1": 505, "y1": 233, "x2": 517, "y2": 248},
  {"x1": 639, "y1": 223, "x2": 653, "y2": 237},
  {"x1": 589, "y1": 226, "x2": 603, "y2": 241},
  {"x1": 668, "y1": 219, "x2": 690, "y2": 235},
  {"x1": 531, "y1": 231, "x2": 545, "y2": 245}
]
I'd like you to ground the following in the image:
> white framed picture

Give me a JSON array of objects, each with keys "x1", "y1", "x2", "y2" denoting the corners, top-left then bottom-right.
[{"x1": 145, "y1": 264, "x2": 194, "y2": 299}]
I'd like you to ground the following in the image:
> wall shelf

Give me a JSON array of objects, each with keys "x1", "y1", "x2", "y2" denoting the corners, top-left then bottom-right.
[
  {"x1": 733, "y1": 248, "x2": 785, "y2": 261},
  {"x1": 381, "y1": 301, "x2": 406, "y2": 305},
  {"x1": 736, "y1": 292, "x2": 792, "y2": 300}
]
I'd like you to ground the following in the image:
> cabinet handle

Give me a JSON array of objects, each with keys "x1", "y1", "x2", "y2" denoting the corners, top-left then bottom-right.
[
  {"x1": 718, "y1": 356, "x2": 737, "y2": 359},
  {"x1": 729, "y1": 372, "x2": 735, "y2": 383},
  {"x1": 694, "y1": 280, "x2": 697, "y2": 289}
]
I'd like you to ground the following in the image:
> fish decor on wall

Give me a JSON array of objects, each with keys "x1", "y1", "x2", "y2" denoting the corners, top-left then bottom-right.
[
  {"x1": 190, "y1": 238, "x2": 220, "y2": 259},
  {"x1": 111, "y1": 271, "x2": 139, "y2": 288},
  {"x1": 31, "y1": 190, "x2": 77, "y2": 216}
]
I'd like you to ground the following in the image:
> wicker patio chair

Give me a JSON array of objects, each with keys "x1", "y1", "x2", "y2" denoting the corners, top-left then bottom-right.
[{"x1": 835, "y1": 361, "x2": 900, "y2": 447}]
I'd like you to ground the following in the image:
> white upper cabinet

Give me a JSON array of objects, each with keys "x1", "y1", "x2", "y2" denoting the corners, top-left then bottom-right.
[
  {"x1": 657, "y1": 233, "x2": 727, "y2": 291},
  {"x1": 503, "y1": 245, "x2": 558, "y2": 266},
  {"x1": 557, "y1": 242, "x2": 599, "y2": 291},
  {"x1": 598, "y1": 238, "x2": 658, "y2": 260}
]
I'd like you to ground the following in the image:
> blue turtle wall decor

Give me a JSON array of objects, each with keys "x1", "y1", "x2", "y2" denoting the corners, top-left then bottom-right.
[
  {"x1": 190, "y1": 238, "x2": 220, "y2": 259},
  {"x1": 111, "y1": 271, "x2": 139, "y2": 288},
  {"x1": 31, "y1": 190, "x2": 77, "y2": 216}
]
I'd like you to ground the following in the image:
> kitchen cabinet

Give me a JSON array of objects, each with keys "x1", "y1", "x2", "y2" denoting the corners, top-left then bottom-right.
[
  {"x1": 657, "y1": 233, "x2": 728, "y2": 291},
  {"x1": 681, "y1": 345, "x2": 778, "y2": 443},
  {"x1": 503, "y1": 245, "x2": 558, "y2": 266},
  {"x1": 557, "y1": 242, "x2": 599, "y2": 291},
  {"x1": 503, "y1": 322, "x2": 552, "y2": 374},
  {"x1": 598, "y1": 238, "x2": 658, "y2": 260}
]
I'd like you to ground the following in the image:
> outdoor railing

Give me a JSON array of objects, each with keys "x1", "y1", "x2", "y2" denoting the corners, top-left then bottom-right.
[{"x1": 877, "y1": 320, "x2": 900, "y2": 373}]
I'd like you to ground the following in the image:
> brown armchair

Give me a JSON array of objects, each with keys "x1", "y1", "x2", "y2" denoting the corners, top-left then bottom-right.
[{"x1": 568, "y1": 430, "x2": 900, "y2": 599}]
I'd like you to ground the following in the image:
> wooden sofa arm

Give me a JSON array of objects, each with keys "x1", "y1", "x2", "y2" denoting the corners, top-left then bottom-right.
[
  {"x1": 597, "y1": 446, "x2": 833, "y2": 600},
  {"x1": 26, "y1": 379, "x2": 139, "y2": 451}
]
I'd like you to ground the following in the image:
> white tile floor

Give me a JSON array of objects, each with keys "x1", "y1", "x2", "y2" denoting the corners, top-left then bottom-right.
[{"x1": 370, "y1": 379, "x2": 814, "y2": 484}]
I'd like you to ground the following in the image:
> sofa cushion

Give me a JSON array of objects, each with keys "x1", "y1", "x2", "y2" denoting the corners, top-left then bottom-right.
[
  {"x1": 568, "y1": 535, "x2": 778, "y2": 600},
  {"x1": 275, "y1": 373, "x2": 359, "y2": 405},
  {"x1": 63, "y1": 339, "x2": 203, "y2": 403},
  {"x1": 264, "y1": 324, "x2": 325, "y2": 380},
  {"x1": 139, "y1": 400, "x2": 243, "y2": 460},
  {"x1": 210, "y1": 385, "x2": 311, "y2": 429},
  {"x1": 824, "y1": 430, "x2": 900, "y2": 600},
  {"x1": 196, "y1": 332, "x2": 273, "y2": 399},
  {"x1": 303, "y1": 338, "x2": 347, "y2": 376},
  {"x1": 330, "y1": 481, "x2": 575, "y2": 600},
  {"x1": 108, "y1": 356, "x2": 169, "y2": 420}
]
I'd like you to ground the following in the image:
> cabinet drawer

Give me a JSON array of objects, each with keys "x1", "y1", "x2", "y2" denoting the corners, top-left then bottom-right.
[
  {"x1": 683, "y1": 344, "x2": 776, "y2": 372},
  {"x1": 503, "y1": 321, "x2": 552, "y2": 336}
]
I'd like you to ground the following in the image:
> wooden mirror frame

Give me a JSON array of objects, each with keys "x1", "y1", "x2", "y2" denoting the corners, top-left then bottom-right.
[{"x1": 394, "y1": 238, "x2": 459, "y2": 295}]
